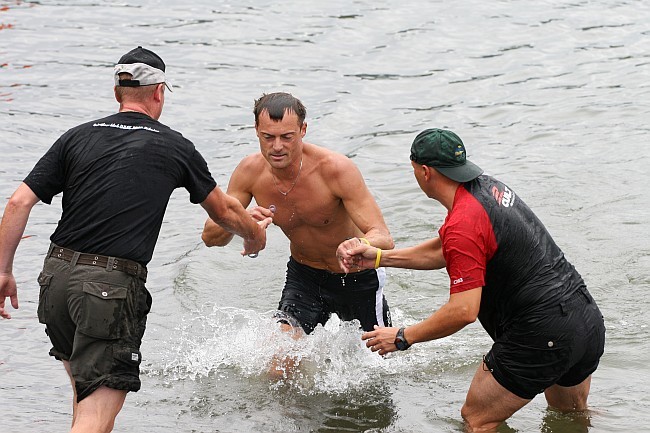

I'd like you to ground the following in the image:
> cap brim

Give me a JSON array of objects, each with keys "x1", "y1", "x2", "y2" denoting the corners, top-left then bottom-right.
[{"x1": 435, "y1": 160, "x2": 484, "y2": 182}]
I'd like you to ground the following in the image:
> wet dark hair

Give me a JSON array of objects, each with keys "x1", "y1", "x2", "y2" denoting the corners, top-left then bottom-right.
[{"x1": 253, "y1": 92, "x2": 306, "y2": 126}]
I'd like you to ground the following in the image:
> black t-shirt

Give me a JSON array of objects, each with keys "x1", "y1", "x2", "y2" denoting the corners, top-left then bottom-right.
[{"x1": 24, "y1": 111, "x2": 217, "y2": 265}]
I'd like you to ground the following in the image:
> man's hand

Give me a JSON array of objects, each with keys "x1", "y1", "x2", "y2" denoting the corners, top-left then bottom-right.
[
  {"x1": 337, "y1": 240, "x2": 378, "y2": 273},
  {"x1": 361, "y1": 325, "x2": 400, "y2": 356},
  {"x1": 248, "y1": 205, "x2": 275, "y2": 222},
  {"x1": 0, "y1": 272, "x2": 18, "y2": 319},
  {"x1": 244, "y1": 205, "x2": 275, "y2": 257},
  {"x1": 241, "y1": 217, "x2": 272, "y2": 256}
]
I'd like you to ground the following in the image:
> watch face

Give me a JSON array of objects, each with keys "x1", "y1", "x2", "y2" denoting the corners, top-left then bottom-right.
[{"x1": 395, "y1": 327, "x2": 409, "y2": 350}]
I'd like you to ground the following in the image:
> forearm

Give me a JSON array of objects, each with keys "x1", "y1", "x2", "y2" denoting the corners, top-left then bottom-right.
[
  {"x1": 0, "y1": 185, "x2": 38, "y2": 273},
  {"x1": 402, "y1": 288, "x2": 481, "y2": 346},
  {"x1": 360, "y1": 227, "x2": 394, "y2": 250},
  {"x1": 380, "y1": 238, "x2": 445, "y2": 270},
  {"x1": 0, "y1": 204, "x2": 26, "y2": 273},
  {"x1": 201, "y1": 191, "x2": 258, "y2": 242},
  {"x1": 404, "y1": 302, "x2": 475, "y2": 345}
]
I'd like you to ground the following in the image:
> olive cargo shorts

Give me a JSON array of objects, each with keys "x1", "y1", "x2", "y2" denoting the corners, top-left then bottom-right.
[{"x1": 37, "y1": 248, "x2": 152, "y2": 402}]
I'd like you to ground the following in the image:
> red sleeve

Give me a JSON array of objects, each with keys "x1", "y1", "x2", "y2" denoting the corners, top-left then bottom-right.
[{"x1": 439, "y1": 186, "x2": 496, "y2": 294}]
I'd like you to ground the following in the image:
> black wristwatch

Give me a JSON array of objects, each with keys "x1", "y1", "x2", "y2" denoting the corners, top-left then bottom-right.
[{"x1": 394, "y1": 327, "x2": 411, "y2": 351}]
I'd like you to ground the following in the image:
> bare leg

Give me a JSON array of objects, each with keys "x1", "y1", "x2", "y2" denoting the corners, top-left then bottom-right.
[
  {"x1": 69, "y1": 386, "x2": 127, "y2": 433},
  {"x1": 62, "y1": 361, "x2": 78, "y2": 428},
  {"x1": 268, "y1": 323, "x2": 303, "y2": 380},
  {"x1": 461, "y1": 361, "x2": 531, "y2": 432},
  {"x1": 544, "y1": 375, "x2": 591, "y2": 411}
]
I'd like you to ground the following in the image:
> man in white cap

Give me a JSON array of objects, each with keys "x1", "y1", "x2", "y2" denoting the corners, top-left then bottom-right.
[
  {"x1": 0, "y1": 46, "x2": 270, "y2": 432},
  {"x1": 339, "y1": 128, "x2": 605, "y2": 432}
]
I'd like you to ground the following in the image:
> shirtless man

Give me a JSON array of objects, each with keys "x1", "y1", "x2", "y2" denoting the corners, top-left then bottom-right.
[{"x1": 202, "y1": 92, "x2": 394, "y2": 336}]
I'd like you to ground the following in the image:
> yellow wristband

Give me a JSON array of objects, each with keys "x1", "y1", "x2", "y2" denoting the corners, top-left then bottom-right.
[
  {"x1": 374, "y1": 248, "x2": 382, "y2": 269},
  {"x1": 359, "y1": 237, "x2": 371, "y2": 246}
]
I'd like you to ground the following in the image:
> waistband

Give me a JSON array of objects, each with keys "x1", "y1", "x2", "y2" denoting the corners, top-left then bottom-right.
[
  {"x1": 288, "y1": 255, "x2": 377, "y2": 277},
  {"x1": 48, "y1": 244, "x2": 147, "y2": 282}
]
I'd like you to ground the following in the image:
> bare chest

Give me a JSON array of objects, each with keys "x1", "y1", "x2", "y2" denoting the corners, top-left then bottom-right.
[
  {"x1": 254, "y1": 182, "x2": 343, "y2": 231},
  {"x1": 273, "y1": 196, "x2": 344, "y2": 231}
]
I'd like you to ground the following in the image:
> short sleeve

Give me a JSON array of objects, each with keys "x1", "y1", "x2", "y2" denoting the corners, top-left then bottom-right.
[
  {"x1": 440, "y1": 189, "x2": 496, "y2": 294},
  {"x1": 23, "y1": 138, "x2": 66, "y2": 204},
  {"x1": 183, "y1": 148, "x2": 217, "y2": 204}
]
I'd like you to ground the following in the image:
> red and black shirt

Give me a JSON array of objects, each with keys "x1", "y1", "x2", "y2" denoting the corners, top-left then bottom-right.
[{"x1": 439, "y1": 175, "x2": 586, "y2": 340}]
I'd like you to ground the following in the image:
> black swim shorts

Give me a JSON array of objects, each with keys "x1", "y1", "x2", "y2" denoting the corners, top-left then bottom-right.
[
  {"x1": 483, "y1": 287, "x2": 605, "y2": 399},
  {"x1": 277, "y1": 256, "x2": 392, "y2": 334},
  {"x1": 37, "y1": 245, "x2": 152, "y2": 402}
]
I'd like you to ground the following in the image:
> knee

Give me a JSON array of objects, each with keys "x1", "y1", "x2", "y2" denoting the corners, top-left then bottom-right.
[
  {"x1": 544, "y1": 380, "x2": 591, "y2": 412},
  {"x1": 461, "y1": 402, "x2": 470, "y2": 422},
  {"x1": 546, "y1": 396, "x2": 589, "y2": 412},
  {"x1": 70, "y1": 415, "x2": 116, "y2": 433},
  {"x1": 104, "y1": 419, "x2": 117, "y2": 433},
  {"x1": 461, "y1": 402, "x2": 501, "y2": 433},
  {"x1": 461, "y1": 402, "x2": 479, "y2": 432}
]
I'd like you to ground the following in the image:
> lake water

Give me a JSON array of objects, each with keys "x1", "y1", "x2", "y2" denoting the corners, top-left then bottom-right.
[{"x1": 1, "y1": 1, "x2": 649, "y2": 432}]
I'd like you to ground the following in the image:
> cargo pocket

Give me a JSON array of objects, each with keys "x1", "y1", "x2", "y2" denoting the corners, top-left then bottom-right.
[
  {"x1": 36, "y1": 272, "x2": 53, "y2": 324},
  {"x1": 78, "y1": 282, "x2": 128, "y2": 339}
]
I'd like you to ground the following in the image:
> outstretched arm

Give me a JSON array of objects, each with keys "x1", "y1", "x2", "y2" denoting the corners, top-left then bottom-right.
[
  {"x1": 201, "y1": 160, "x2": 256, "y2": 247},
  {"x1": 0, "y1": 183, "x2": 40, "y2": 319},
  {"x1": 202, "y1": 188, "x2": 252, "y2": 247},
  {"x1": 361, "y1": 287, "x2": 482, "y2": 356},
  {"x1": 200, "y1": 186, "x2": 270, "y2": 256},
  {"x1": 339, "y1": 237, "x2": 446, "y2": 273}
]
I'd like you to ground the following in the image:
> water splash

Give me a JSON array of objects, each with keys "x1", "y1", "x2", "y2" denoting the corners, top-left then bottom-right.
[{"x1": 150, "y1": 305, "x2": 429, "y2": 396}]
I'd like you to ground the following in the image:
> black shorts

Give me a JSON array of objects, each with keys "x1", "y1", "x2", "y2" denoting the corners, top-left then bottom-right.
[
  {"x1": 37, "y1": 244, "x2": 152, "y2": 402},
  {"x1": 483, "y1": 287, "x2": 605, "y2": 399},
  {"x1": 277, "y1": 257, "x2": 392, "y2": 334}
]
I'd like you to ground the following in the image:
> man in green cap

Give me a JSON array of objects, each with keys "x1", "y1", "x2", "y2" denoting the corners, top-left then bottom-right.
[{"x1": 338, "y1": 128, "x2": 605, "y2": 431}]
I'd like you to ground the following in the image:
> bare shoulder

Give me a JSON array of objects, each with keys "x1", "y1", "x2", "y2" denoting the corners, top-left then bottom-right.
[
  {"x1": 235, "y1": 153, "x2": 266, "y2": 171},
  {"x1": 232, "y1": 153, "x2": 267, "y2": 178},
  {"x1": 229, "y1": 153, "x2": 267, "y2": 191},
  {"x1": 306, "y1": 143, "x2": 367, "y2": 198},
  {"x1": 307, "y1": 143, "x2": 359, "y2": 176}
]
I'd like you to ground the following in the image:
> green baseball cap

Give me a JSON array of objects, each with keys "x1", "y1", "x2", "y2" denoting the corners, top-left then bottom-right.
[{"x1": 410, "y1": 128, "x2": 483, "y2": 182}]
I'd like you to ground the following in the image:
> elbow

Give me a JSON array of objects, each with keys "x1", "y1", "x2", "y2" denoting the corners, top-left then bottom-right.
[
  {"x1": 201, "y1": 221, "x2": 219, "y2": 247},
  {"x1": 201, "y1": 231, "x2": 223, "y2": 247},
  {"x1": 385, "y1": 229, "x2": 395, "y2": 249},
  {"x1": 378, "y1": 231, "x2": 395, "y2": 250},
  {"x1": 201, "y1": 231, "x2": 214, "y2": 247},
  {"x1": 201, "y1": 214, "x2": 228, "y2": 247},
  {"x1": 462, "y1": 315, "x2": 478, "y2": 328},
  {"x1": 458, "y1": 306, "x2": 479, "y2": 326},
  {"x1": 201, "y1": 225, "x2": 232, "y2": 248},
  {"x1": 8, "y1": 191, "x2": 37, "y2": 211}
]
